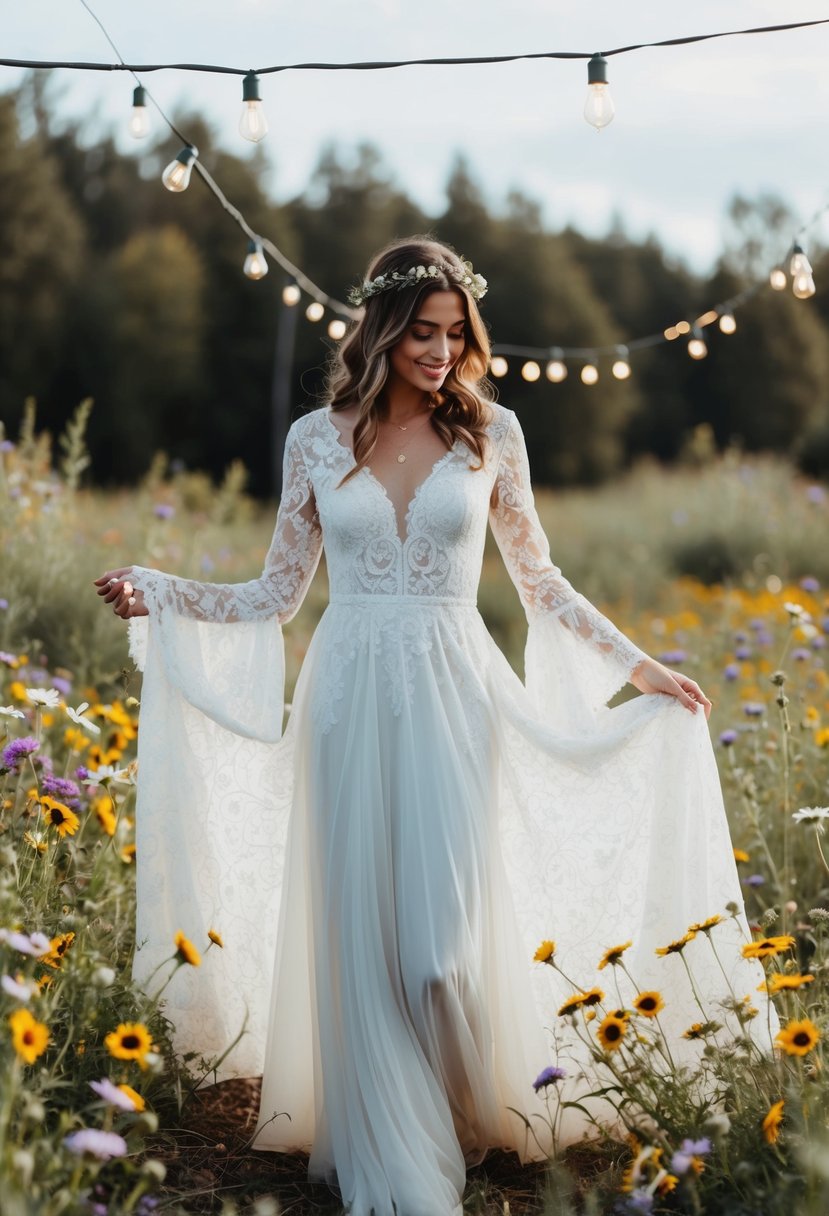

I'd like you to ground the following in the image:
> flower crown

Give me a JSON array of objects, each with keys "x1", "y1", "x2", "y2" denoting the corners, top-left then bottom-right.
[{"x1": 347, "y1": 257, "x2": 488, "y2": 308}]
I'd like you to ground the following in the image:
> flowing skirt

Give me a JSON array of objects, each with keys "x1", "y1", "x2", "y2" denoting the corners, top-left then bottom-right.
[{"x1": 128, "y1": 599, "x2": 778, "y2": 1216}]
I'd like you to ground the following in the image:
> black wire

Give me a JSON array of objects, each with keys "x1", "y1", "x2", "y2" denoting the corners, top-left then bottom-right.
[{"x1": 2, "y1": 15, "x2": 829, "y2": 76}]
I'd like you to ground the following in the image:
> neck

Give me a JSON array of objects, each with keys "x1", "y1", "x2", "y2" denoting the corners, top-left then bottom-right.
[{"x1": 382, "y1": 383, "x2": 433, "y2": 426}]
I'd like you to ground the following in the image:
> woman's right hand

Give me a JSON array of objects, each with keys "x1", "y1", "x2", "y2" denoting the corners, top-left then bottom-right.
[{"x1": 93, "y1": 568, "x2": 149, "y2": 619}]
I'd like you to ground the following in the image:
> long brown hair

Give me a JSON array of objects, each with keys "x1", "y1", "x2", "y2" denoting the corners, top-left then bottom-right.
[{"x1": 321, "y1": 235, "x2": 495, "y2": 485}]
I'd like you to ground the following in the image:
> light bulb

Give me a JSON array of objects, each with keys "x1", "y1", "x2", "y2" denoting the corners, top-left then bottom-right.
[
  {"x1": 790, "y1": 244, "x2": 812, "y2": 277},
  {"x1": 490, "y1": 356, "x2": 508, "y2": 378},
  {"x1": 239, "y1": 72, "x2": 268, "y2": 142},
  {"x1": 328, "y1": 319, "x2": 347, "y2": 340},
  {"x1": 688, "y1": 329, "x2": 707, "y2": 360},
  {"x1": 581, "y1": 363, "x2": 599, "y2": 385},
  {"x1": 521, "y1": 360, "x2": 541, "y2": 382},
  {"x1": 675, "y1": 320, "x2": 691, "y2": 335},
  {"x1": 306, "y1": 301, "x2": 325, "y2": 322},
  {"x1": 243, "y1": 239, "x2": 268, "y2": 280},
  {"x1": 584, "y1": 54, "x2": 615, "y2": 131},
  {"x1": 769, "y1": 267, "x2": 787, "y2": 291},
  {"x1": 282, "y1": 283, "x2": 301, "y2": 307},
  {"x1": 162, "y1": 145, "x2": 198, "y2": 192},
  {"x1": 718, "y1": 313, "x2": 736, "y2": 334},
  {"x1": 546, "y1": 359, "x2": 567, "y2": 383},
  {"x1": 793, "y1": 273, "x2": 816, "y2": 300},
  {"x1": 129, "y1": 85, "x2": 150, "y2": 139}
]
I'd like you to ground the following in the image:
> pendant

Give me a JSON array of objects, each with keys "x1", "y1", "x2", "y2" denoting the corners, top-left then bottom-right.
[{"x1": 397, "y1": 454, "x2": 406, "y2": 463}]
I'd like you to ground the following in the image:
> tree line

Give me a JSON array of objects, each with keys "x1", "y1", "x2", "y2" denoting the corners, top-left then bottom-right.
[{"x1": 2, "y1": 72, "x2": 828, "y2": 495}]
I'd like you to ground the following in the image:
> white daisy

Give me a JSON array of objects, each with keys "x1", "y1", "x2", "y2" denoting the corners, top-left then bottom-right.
[
  {"x1": 25, "y1": 688, "x2": 61, "y2": 708},
  {"x1": 0, "y1": 706, "x2": 25, "y2": 719},
  {"x1": 65, "y1": 702, "x2": 101, "y2": 736},
  {"x1": 1, "y1": 974, "x2": 37, "y2": 1001},
  {"x1": 792, "y1": 806, "x2": 829, "y2": 824}
]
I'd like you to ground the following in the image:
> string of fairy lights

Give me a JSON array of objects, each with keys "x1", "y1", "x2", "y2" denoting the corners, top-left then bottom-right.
[{"x1": 8, "y1": 5, "x2": 828, "y2": 380}]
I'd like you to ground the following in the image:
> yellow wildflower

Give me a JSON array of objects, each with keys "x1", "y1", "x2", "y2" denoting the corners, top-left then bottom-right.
[
  {"x1": 775, "y1": 1018, "x2": 820, "y2": 1057},
  {"x1": 105, "y1": 1022, "x2": 153, "y2": 1064},
  {"x1": 762, "y1": 1099, "x2": 784, "y2": 1145},
  {"x1": 597, "y1": 941, "x2": 632, "y2": 970},
  {"x1": 174, "y1": 931, "x2": 201, "y2": 967},
  {"x1": 9, "y1": 1009, "x2": 50, "y2": 1064},
  {"x1": 533, "y1": 940, "x2": 556, "y2": 964}
]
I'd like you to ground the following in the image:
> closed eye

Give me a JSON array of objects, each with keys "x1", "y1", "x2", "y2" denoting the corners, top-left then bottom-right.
[{"x1": 413, "y1": 330, "x2": 465, "y2": 341}]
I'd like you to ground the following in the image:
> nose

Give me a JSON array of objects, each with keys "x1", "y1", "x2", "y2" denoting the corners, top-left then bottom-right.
[{"x1": 429, "y1": 335, "x2": 451, "y2": 362}]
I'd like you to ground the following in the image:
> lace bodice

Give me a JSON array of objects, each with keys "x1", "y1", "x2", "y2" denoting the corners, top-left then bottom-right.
[{"x1": 127, "y1": 403, "x2": 647, "y2": 679}]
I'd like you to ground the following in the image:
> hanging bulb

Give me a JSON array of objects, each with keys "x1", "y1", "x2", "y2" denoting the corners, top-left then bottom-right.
[
  {"x1": 611, "y1": 345, "x2": 631, "y2": 379},
  {"x1": 546, "y1": 360, "x2": 567, "y2": 383},
  {"x1": 718, "y1": 313, "x2": 736, "y2": 334},
  {"x1": 128, "y1": 85, "x2": 150, "y2": 139},
  {"x1": 162, "y1": 145, "x2": 198, "y2": 192},
  {"x1": 581, "y1": 363, "x2": 599, "y2": 385},
  {"x1": 490, "y1": 356, "x2": 509, "y2": 378},
  {"x1": 769, "y1": 267, "x2": 787, "y2": 291},
  {"x1": 521, "y1": 360, "x2": 541, "y2": 382},
  {"x1": 584, "y1": 54, "x2": 615, "y2": 131},
  {"x1": 793, "y1": 272, "x2": 816, "y2": 300},
  {"x1": 239, "y1": 72, "x2": 269, "y2": 143},
  {"x1": 282, "y1": 282, "x2": 301, "y2": 307},
  {"x1": 328, "y1": 319, "x2": 347, "y2": 340},
  {"x1": 790, "y1": 243, "x2": 812, "y2": 278},
  {"x1": 306, "y1": 301, "x2": 325, "y2": 322},
  {"x1": 243, "y1": 239, "x2": 268, "y2": 280},
  {"x1": 687, "y1": 328, "x2": 708, "y2": 360}
]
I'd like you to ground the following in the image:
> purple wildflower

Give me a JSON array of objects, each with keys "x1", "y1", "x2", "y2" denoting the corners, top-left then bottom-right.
[
  {"x1": 800, "y1": 577, "x2": 820, "y2": 593},
  {"x1": 41, "y1": 775, "x2": 81, "y2": 810},
  {"x1": 743, "y1": 702, "x2": 765, "y2": 717},
  {"x1": 719, "y1": 729, "x2": 738, "y2": 747},
  {"x1": 681, "y1": 1137, "x2": 711, "y2": 1155},
  {"x1": 74, "y1": 765, "x2": 91, "y2": 782},
  {"x1": 749, "y1": 618, "x2": 766, "y2": 631},
  {"x1": 658, "y1": 649, "x2": 687, "y2": 665},
  {"x1": 812, "y1": 635, "x2": 826, "y2": 650},
  {"x1": 89, "y1": 1078, "x2": 140, "y2": 1111},
  {"x1": 723, "y1": 663, "x2": 740, "y2": 682},
  {"x1": 532, "y1": 1065, "x2": 567, "y2": 1091},
  {"x1": 821, "y1": 617, "x2": 829, "y2": 635},
  {"x1": 200, "y1": 554, "x2": 215, "y2": 573},
  {"x1": 51, "y1": 676, "x2": 72, "y2": 697},
  {"x1": 622, "y1": 1193, "x2": 654, "y2": 1215},
  {"x1": 64, "y1": 1129, "x2": 128, "y2": 1160},
  {"x1": 806, "y1": 485, "x2": 826, "y2": 505},
  {"x1": 734, "y1": 630, "x2": 748, "y2": 643},
  {"x1": 153, "y1": 503, "x2": 175, "y2": 519},
  {"x1": 1, "y1": 737, "x2": 40, "y2": 770},
  {"x1": 0, "y1": 600, "x2": 7, "y2": 611},
  {"x1": 0, "y1": 440, "x2": 14, "y2": 453},
  {"x1": 743, "y1": 874, "x2": 765, "y2": 887},
  {"x1": 755, "y1": 630, "x2": 774, "y2": 647},
  {"x1": 0, "y1": 652, "x2": 15, "y2": 665},
  {"x1": 735, "y1": 645, "x2": 752, "y2": 660},
  {"x1": 792, "y1": 648, "x2": 811, "y2": 662}
]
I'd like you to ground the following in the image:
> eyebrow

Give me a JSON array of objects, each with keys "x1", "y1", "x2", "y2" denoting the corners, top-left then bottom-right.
[{"x1": 412, "y1": 318, "x2": 466, "y2": 327}]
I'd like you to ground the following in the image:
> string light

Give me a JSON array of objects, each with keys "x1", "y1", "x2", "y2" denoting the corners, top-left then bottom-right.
[
  {"x1": 581, "y1": 363, "x2": 599, "y2": 385},
  {"x1": 243, "y1": 238, "x2": 268, "y2": 280},
  {"x1": 490, "y1": 356, "x2": 509, "y2": 377},
  {"x1": 687, "y1": 327, "x2": 708, "y2": 360},
  {"x1": 521, "y1": 360, "x2": 541, "y2": 382},
  {"x1": 790, "y1": 243, "x2": 816, "y2": 298},
  {"x1": 769, "y1": 267, "x2": 787, "y2": 291},
  {"x1": 611, "y1": 345, "x2": 631, "y2": 379},
  {"x1": 128, "y1": 85, "x2": 149, "y2": 138},
  {"x1": 282, "y1": 283, "x2": 302, "y2": 306},
  {"x1": 161, "y1": 145, "x2": 198, "y2": 192},
  {"x1": 328, "y1": 319, "x2": 347, "y2": 340},
  {"x1": 584, "y1": 54, "x2": 615, "y2": 131},
  {"x1": 718, "y1": 312, "x2": 736, "y2": 334},
  {"x1": 239, "y1": 71, "x2": 268, "y2": 143},
  {"x1": 546, "y1": 355, "x2": 568, "y2": 383},
  {"x1": 306, "y1": 301, "x2": 325, "y2": 322}
]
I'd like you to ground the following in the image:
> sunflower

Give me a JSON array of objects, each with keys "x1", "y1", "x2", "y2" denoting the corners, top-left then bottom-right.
[
  {"x1": 174, "y1": 931, "x2": 201, "y2": 968},
  {"x1": 597, "y1": 941, "x2": 632, "y2": 970},
  {"x1": 775, "y1": 1018, "x2": 821, "y2": 1057},
  {"x1": 8, "y1": 1008, "x2": 50, "y2": 1064},
  {"x1": 760, "y1": 973, "x2": 815, "y2": 994},
  {"x1": 762, "y1": 1099, "x2": 784, "y2": 1145},
  {"x1": 655, "y1": 930, "x2": 697, "y2": 957},
  {"x1": 597, "y1": 1013, "x2": 629, "y2": 1052},
  {"x1": 733, "y1": 848, "x2": 750, "y2": 862},
  {"x1": 682, "y1": 1020, "x2": 722, "y2": 1040},
  {"x1": 689, "y1": 915, "x2": 723, "y2": 934},
  {"x1": 41, "y1": 932, "x2": 76, "y2": 969},
  {"x1": 742, "y1": 935, "x2": 795, "y2": 960},
  {"x1": 208, "y1": 929, "x2": 224, "y2": 948},
  {"x1": 118, "y1": 1084, "x2": 145, "y2": 1112},
  {"x1": 633, "y1": 991, "x2": 665, "y2": 1018},
  {"x1": 557, "y1": 988, "x2": 604, "y2": 1017},
  {"x1": 105, "y1": 1022, "x2": 154, "y2": 1064},
  {"x1": 533, "y1": 940, "x2": 556, "y2": 964},
  {"x1": 38, "y1": 797, "x2": 80, "y2": 838},
  {"x1": 93, "y1": 795, "x2": 116, "y2": 836},
  {"x1": 656, "y1": 1173, "x2": 679, "y2": 1195}
]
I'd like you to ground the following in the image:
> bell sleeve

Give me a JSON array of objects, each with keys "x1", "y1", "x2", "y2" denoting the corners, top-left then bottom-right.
[
  {"x1": 489, "y1": 411, "x2": 649, "y2": 732},
  {"x1": 121, "y1": 421, "x2": 323, "y2": 1080}
]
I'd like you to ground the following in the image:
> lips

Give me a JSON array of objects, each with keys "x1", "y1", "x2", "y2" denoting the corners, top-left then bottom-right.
[{"x1": 416, "y1": 361, "x2": 449, "y2": 376}]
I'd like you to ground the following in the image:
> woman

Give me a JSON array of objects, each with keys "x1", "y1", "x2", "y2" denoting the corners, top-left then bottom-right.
[{"x1": 95, "y1": 236, "x2": 775, "y2": 1216}]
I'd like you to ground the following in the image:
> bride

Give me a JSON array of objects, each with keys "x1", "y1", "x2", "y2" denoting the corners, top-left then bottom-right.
[{"x1": 95, "y1": 235, "x2": 775, "y2": 1216}]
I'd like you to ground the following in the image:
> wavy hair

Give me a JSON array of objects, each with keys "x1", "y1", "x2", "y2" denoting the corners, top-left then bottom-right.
[{"x1": 321, "y1": 235, "x2": 495, "y2": 485}]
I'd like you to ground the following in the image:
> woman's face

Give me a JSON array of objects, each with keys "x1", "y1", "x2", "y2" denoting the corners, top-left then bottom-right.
[{"x1": 387, "y1": 289, "x2": 467, "y2": 395}]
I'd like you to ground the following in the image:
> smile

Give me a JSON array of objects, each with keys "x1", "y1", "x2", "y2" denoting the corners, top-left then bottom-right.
[{"x1": 415, "y1": 362, "x2": 449, "y2": 375}]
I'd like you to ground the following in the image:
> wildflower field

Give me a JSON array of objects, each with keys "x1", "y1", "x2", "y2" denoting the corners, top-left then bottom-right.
[{"x1": 1, "y1": 402, "x2": 828, "y2": 1216}]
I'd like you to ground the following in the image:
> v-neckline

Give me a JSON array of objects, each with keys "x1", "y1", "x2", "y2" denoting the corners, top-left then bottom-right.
[{"x1": 323, "y1": 406, "x2": 457, "y2": 545}]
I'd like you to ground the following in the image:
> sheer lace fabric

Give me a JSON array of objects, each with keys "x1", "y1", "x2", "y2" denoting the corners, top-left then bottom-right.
[{"x1": 127, "y1": 402, "x2": 778, "y2": 1216}]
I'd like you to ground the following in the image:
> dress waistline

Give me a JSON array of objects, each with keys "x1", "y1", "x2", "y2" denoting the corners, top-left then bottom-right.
[{"x1": 328, "y1": 593, "x2": 477, "y2": 608}]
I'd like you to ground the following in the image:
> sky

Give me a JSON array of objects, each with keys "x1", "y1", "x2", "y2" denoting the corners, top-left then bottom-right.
[{"x1": 3, "y1": 0, "x2": 829, "y2": 276}]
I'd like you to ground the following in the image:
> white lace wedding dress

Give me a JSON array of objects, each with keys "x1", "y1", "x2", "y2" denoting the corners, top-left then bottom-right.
[{"x1": 126, "y1": 402, "x2": 777, "y2": 1216}]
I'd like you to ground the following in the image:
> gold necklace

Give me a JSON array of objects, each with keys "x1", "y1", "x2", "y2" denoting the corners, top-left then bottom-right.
[{"x1": 383, "y1": 411, "x2": 434, "y2": 463}]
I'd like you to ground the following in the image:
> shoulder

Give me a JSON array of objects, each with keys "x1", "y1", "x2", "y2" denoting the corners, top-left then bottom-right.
[
  {"x1": 288, "y1": 407, "x2": 330, "y2": 441},
  {"x1": 482, "y1": 401, "x2": 520, "y2": 465}
]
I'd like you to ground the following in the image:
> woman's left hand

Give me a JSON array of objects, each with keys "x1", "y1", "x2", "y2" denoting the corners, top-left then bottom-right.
[{"x1": 630, "y1": 657, "x2": 712, "y2": 720}]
